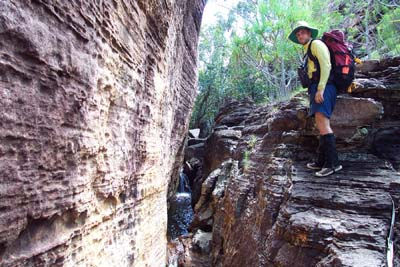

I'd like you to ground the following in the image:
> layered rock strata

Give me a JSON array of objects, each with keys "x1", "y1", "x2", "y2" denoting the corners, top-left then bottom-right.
[
  {"x1": 0, "y1": 0, "x2": 205, "y2": 266},
  {"x1": 172, "y1": 58, "x2": 400, "y2": 266}
]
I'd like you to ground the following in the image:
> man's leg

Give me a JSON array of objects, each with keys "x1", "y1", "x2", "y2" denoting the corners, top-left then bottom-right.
[
  {"x1": 306, "y1": 112, "x2": 330, "y2": 170},
  {"x1": 314, "y1": 112, "x2": 342, "y2": 176},
  {"x1": 306, "y1": 135, "x2": 325, "y2": 170},
  {"x1": 315, "y1": 112, "x2": 332, "y2": 135}
]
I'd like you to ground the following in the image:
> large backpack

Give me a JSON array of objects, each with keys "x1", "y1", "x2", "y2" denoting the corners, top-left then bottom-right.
[{"x1": 307, "y1": 30, "x2": 356, "y2": 94}]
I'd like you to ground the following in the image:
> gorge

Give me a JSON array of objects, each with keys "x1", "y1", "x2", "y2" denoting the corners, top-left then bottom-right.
[{"x1": 0, "y1": 1, "x2": 399, "y2": 267}]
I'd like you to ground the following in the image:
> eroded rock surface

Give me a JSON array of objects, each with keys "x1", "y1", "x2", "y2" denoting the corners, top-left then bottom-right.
[
  {"x1": 176, "y1": 58, "x2": 400, "y2": 266},
  {"x1": 0, "y1": 0, "x2": 205, "y2": 266},
  {"x1": 167, "y1": 233, "x2": 211, "y2": 267},
  {"x1": 353, "y1": 56, "x2": 400, "y2": 120}
]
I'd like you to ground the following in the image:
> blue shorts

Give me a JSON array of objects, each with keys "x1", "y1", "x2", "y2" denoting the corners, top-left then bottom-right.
[{"x1": 308, "y1": 83, "x2": 337, "y2": 119}]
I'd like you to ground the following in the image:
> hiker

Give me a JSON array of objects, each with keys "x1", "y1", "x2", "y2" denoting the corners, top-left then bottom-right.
[{"x1": 288, "y1": 21, "x2": 343, "y2": 177}]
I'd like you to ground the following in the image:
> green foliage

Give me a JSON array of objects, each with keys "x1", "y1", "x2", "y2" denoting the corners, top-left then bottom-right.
[
  {"x1": 190, "y1": 18, "x2": 233, "y2": 129},
  {"x1": 242, "y1": 150, "x2": 250, "y2": 171},
  {"x1": 248, "y1": 135, "x2": 258, "y2": 149},
  {"x1": 377, "y1": 7, "x2": 400, "y2": 56},
  {"x1": 190, "y1": 0, "x2": 399, "y2": 130},
  {"x1": 242, "y1": 135, "x2": 258, "y2": 171}
]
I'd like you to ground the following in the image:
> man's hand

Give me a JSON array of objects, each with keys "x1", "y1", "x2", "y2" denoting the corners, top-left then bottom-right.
[{"x1": 315, "y1": 90, "x2": 324, "y2": 104}]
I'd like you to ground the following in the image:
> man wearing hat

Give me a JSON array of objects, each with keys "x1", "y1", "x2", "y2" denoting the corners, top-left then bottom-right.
[{"x1": 288, "y1": 21, "x2": 342, "y2": 177}]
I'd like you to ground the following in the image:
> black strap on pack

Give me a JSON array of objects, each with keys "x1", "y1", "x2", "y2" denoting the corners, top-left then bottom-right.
[
  {"x1": 307, "y1": 40, "x2": 318, "y2": 68},
  {"x1": 306, "y1": 39, "x2": 334, "y2": 84}
]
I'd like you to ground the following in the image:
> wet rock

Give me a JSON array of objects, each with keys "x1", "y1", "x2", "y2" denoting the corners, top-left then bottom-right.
[
  {"x1": 168, "y1": 192, "x2": 194, "y2": 240},
  {"x1": 182, "y1": 137, "x2": 206, "y2": 209},
  {"x1": 190, "y1": 160, "x2": 238, "y2": 231},
  {"x1": 192, "y1": 229, "x2": 212, "y2": 254},
  {"x1": 183, "y1": 158, "x2": 204, "y2": 209},
  {"x1": 167, "y1": 234, "x2": 211, "y2": 267}
]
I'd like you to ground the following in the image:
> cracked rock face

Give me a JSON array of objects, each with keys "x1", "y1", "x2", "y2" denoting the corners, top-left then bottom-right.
[
  {"x1": 0, "y1": 0, "x2": 205, "y2": 266},
  {"x1": 177, "y1": 58, "x2": 400, "y2": 266},
  {"x1": 200, "y1": 98, "x2": 399, "y2": 267}
]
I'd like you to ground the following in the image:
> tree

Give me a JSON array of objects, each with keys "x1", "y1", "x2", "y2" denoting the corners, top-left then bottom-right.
[
  {"x1": 191, "y1": 0, "x2": 399, "y2": 131},
  {"x1": 190, "y1": 15, "x2": 234, "y2": 130}
]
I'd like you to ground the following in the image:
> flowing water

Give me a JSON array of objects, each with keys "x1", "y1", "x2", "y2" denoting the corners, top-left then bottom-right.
[{"x1": 167, "y1": 172, "x2": 194, "y2": 239}]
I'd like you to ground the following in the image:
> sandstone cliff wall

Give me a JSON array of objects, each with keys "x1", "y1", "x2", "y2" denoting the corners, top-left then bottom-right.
[{"x1": 0, "y1": 1, "x2": 205, "y2": 266}]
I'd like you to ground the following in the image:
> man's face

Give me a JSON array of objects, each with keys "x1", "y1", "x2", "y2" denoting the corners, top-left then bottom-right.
[{"x1": 295, "y1": 28, "x2": 312, "y2": 45}]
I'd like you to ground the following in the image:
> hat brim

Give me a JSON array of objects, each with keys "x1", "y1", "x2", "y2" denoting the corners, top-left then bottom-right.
[{"x1": 288, "y1": 26, "x2": 318, "y2": 44}]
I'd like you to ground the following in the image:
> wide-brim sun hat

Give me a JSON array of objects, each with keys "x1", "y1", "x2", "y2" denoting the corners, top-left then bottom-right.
[{"x1": 288, "y1": 21, "x2": 319, "y2": 44}]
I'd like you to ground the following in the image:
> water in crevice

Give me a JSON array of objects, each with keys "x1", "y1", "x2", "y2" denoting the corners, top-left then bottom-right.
[{"x1": 167, "y1": 171, "x2": 194, "y2": 240}]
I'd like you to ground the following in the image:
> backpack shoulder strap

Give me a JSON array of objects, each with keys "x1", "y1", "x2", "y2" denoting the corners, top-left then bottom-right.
[{"x1": 307, "y1": 39, "x2": 317, "y2": 63}]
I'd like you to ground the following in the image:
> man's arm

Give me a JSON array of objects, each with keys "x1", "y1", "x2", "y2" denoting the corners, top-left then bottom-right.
[{"x1": 311, "y1": 40, "x2": 331, "y2": 91}]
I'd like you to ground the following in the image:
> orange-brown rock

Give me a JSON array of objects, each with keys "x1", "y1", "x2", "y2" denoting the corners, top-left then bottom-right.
[{"x1": 0, "y1": 0, "x2": 205, "y2": 266}]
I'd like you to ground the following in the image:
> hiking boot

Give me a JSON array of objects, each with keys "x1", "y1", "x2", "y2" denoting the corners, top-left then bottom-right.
[
  {"x1": 307, "y1": 162, "x2": 323, "y2": 170},
  {"x1": 315, "y1": 133, "x2": 342, "y2": 177},
  {"x1": 315, "y1": 165, "x2": 343, "y2": 177},
  {"x1": 306, "y1": 136, "x2": 325, "y2": 170}
]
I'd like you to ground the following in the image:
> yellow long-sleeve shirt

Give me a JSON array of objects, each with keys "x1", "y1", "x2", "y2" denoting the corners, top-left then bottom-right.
[{"x1": 303, "y1": 39, "x2": 331, "y2": 91}]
